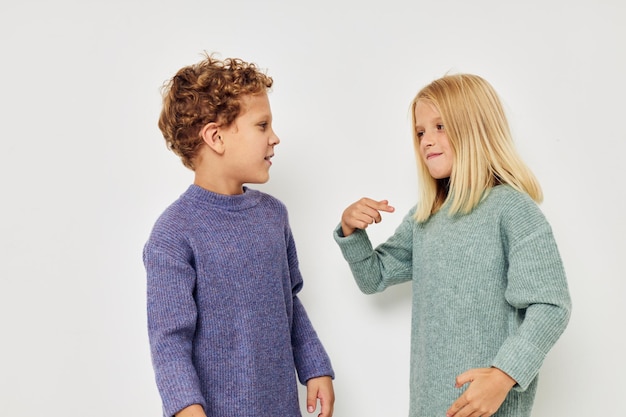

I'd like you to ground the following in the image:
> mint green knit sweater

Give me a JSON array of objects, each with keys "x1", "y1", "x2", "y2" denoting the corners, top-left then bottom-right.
[{"x1": 334, "y1": 185, "x2": 571, "y2": 417}]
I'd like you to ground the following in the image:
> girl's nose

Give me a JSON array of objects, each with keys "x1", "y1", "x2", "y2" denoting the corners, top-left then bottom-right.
[{"x1": 421, "y1": 132, "x2": 433, "y2": 147}]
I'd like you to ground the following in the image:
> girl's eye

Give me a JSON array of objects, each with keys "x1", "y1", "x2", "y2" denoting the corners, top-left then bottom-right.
[
  {"x1": 258, "y1": 122, "x2": 267, "y2": 131},
  {"x1": 436, "y1": 123, "x2": 444, "y2": 130},
  {"x1": 416, "y1": 131, "x2": 424, "y2": 139}
]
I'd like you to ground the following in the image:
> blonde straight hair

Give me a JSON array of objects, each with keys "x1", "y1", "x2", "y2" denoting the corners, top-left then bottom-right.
[{"x1": 410, "y1": 74, "x2": 542, "y2": 222}]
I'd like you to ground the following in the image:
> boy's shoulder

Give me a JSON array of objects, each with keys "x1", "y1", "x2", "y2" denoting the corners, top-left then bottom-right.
[
  {"x1": 256, "y1": 189, "x2": 288, "y2": 210},
  {"x1": 145, "y1": 189, "x2": 194, "y2": 248},
  {"x1": 152, "y1": 187, "x2": 196, "y2": 224},
  {"x1": 240, "y1": 187, "x2": 289, "y2": 213}
]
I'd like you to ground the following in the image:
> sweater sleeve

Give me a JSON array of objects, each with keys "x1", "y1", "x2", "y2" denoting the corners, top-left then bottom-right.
[
  {"x1": 491, "y1": 196, "x2": 572, "y2": 391},
  {"x1": 144, "y1": 240, "x2": 207, "y2": 416},
  {"x1": 286, "y1": 226, "x2": 335, "y2": 384},
  {"x1": 332, "y1": 208, "x2": 415, "y2": 294}
]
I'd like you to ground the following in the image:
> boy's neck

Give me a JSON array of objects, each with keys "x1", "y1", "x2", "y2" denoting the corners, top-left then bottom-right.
[{"x1": 192, "y1": 147, "x2": 245, "y2": 195}]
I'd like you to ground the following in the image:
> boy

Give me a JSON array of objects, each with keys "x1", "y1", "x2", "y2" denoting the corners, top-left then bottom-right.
[{"x1": 144, "y1": 54, "x2": 335, "y2": 417}]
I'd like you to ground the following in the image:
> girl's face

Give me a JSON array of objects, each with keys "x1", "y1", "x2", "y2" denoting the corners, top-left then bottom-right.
[{"x1": 414, "y1": 100, "x2": 454, "y2": 179}]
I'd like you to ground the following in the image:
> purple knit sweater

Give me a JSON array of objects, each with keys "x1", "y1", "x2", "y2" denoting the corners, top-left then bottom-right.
[{"x1": 144, "y1": 185, "x2": 334, "y2": 417}]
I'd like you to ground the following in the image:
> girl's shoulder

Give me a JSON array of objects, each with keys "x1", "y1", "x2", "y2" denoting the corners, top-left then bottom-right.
[
  {"x1": 486, "y1": 184, "x2": 537, "y2": 209},
  {"x1": 485, "y1": 185, "x2": 549, "y2": 235}
]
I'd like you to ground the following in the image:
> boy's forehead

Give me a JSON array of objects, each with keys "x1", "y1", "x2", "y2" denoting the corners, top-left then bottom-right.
[{"x1": 239, "y1": 93, "x2": 271, "y2": 116}]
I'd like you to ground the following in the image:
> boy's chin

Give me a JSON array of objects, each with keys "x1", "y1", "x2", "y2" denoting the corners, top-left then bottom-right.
[{"x1": 247, "y1": 176, "x2": 271, "y2": 185}]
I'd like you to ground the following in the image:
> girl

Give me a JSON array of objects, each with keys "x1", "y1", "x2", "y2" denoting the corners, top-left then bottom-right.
[{"x1": 333, "y1": 74, "x2": 571, "y2": 417}]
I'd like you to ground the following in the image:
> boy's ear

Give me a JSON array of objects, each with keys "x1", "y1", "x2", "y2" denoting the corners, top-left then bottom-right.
[{"x1": 200, "y1": 122, "x2": 225, "y2": 155}]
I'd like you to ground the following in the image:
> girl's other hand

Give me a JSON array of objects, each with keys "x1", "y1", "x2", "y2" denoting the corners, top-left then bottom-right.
[
  {"x1": 446, "y1": 367, "x2": 516, "y2": 417},
  {"x1": 341, "y1": 198, "x2": 395, "y2": 237}
]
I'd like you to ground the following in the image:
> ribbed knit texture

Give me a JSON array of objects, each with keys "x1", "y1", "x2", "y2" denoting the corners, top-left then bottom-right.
[
  {"x1": 334, "y1": 185, "x2": 571, "y2": 417},
  {"x1": 145, "y1": 185, "x2": 334, "y2": 417}
]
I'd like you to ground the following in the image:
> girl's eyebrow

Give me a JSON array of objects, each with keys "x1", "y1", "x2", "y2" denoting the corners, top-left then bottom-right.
[{"x1": 415, "y1": 118, "x2": 443, "y2": 126}]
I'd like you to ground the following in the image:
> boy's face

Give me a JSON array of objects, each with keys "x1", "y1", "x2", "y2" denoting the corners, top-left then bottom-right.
[{"x1": 219, "y1": 93, "x2": 280, "y2": 193}]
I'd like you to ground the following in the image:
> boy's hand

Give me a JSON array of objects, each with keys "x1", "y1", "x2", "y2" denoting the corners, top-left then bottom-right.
[
  {"x1": 306, "y1": 375, "x2": 335, "y2": 417},
  {"x1": 341, "y1": 198, "x2": 395, "y2": 237},
  {"x1": 446, "y1": 367, "x2": 516, "y2": 417}
]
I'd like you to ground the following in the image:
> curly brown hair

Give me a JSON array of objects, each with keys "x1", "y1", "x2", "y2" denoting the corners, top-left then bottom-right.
[{"x1": 157, "y1": 53, "x2": 273, "y2": 170}]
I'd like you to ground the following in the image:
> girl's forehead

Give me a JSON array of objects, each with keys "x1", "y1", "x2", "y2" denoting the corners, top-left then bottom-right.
[{"x1": 414, "y1": 100, "x2": 441, "y2": 120}]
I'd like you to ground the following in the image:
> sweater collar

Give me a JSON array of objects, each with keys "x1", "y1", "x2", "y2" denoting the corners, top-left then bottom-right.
[{"x1": 184, "y1": 184, "x2": 262, "y2": 211}]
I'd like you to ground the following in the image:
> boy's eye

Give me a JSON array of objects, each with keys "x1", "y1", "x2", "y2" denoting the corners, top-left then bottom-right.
[{"x1": 258, "y1": 122, "x2": 268, "y2": 130}]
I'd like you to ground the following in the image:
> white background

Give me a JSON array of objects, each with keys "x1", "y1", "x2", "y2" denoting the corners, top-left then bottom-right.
[{"x1": 1, "y1": 0, "x2": 624, "y2": 416}]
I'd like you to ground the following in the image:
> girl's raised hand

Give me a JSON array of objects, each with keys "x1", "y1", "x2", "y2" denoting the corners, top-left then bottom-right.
[{"x1": 341, "y1": 198, "x2": 395, "y2": 237}]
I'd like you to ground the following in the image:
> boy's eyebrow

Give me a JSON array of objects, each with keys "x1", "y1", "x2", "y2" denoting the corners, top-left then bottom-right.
[{"x1": 254, "y1": 112, "x2": 272, "y2": 121}]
